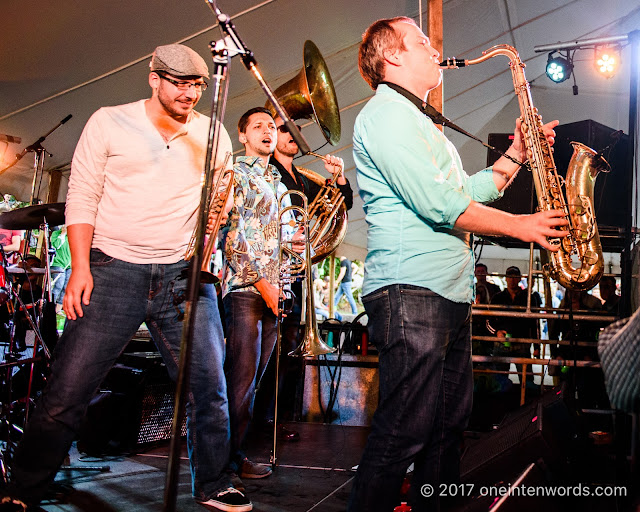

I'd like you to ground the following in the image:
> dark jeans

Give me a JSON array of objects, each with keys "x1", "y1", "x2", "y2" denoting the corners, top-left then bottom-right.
[
  {"x1": 10, "y1": 250, "x2": 231, "y2": 504},
  {"x1": 223, "y1": 291, "x2": 277, "y2": 470},
  {"x1": 348, "y1": 285, "x2": 473, "y2": 512}
]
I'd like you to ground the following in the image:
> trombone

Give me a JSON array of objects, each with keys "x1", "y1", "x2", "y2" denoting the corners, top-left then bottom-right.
[
  {"x1": 271, "y1": 190, "x2": 335, "y2": 468},
  {"x1": 277, "y1": 190, "x2": 335, "y2": 358}
]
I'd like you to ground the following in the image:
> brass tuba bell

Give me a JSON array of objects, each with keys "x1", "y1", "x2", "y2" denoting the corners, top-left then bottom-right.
[
  {"x1": 266, "y1": 40, "x2": 341, "y2": 145},
  {"x1": 266, "y1": 40, "x2": 347, "y2": 263}
]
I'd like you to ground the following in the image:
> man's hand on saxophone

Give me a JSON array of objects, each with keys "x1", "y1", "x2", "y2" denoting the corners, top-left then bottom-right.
[
  {"x1": 456, "y1": 112, "x2": 569, "y2": 252},
  {"x1": 513, "y1": 209, "x2": 570, "y2": 252},
  {"x1": 491, "y1": 118, "x2": 559, "y2": 191}
]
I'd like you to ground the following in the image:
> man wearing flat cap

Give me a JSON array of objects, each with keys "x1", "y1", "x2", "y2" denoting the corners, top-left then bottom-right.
[{"x1": 4, "y1": 44, "x2": 252, "y2": 511}]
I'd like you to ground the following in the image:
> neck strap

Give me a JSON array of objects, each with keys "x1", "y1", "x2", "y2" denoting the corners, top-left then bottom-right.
[{"x1": 379, "y1": 82, "x2": 526, "y2": 168}]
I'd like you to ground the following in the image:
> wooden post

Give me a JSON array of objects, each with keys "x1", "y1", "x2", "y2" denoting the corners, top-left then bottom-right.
[
  {"x1": 328, "y1": 256, "x2": 336, "y2": 319},
  {"x1": 47, "y1": 169, "x2": 63, "y2": 205}
]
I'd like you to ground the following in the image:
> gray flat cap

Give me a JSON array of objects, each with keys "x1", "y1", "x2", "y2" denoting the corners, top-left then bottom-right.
[{"x1": 150, "y1": 44, "x2": 209, "y2": 79}]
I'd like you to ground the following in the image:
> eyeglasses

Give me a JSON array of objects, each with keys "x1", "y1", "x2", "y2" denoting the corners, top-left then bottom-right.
[
  {"x1": 277, "y1": 124, "x2": 303, "y2": 134},
  {"x1": 157, "y1": 73, "x2": 208, "y2": 92}
]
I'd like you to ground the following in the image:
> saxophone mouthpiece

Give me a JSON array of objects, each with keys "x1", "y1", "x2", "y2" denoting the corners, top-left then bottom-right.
[{"x1": 439, "y1": 58, "x2": 467, "y2": 69}]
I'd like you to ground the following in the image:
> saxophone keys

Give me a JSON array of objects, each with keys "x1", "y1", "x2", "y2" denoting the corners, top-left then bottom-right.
[{"x1": 583, "y1": 251, "x2": 600, "y2": 265}]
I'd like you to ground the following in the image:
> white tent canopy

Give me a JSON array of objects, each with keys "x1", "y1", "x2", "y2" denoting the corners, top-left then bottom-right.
[{"x1": 0, "y1": 0, "x2": 638, "y2": 263}]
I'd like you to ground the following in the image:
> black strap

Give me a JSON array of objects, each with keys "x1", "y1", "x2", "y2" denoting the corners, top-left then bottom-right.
[{"x1": 380, "y1": 82, "x2": 527, "y2": 169}]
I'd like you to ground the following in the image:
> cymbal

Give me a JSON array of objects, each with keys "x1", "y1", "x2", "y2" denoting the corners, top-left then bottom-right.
[
  {"x1": 7, "y1": 265, "x2": 63, "y2": 274},
  {"x1": 0, "y1": 203, "x2": 65, "y2": 230}
]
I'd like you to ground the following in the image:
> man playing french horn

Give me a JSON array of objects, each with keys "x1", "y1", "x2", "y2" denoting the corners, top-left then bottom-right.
[{"x1": 348, "y1": 17, "x2": 569, "y2": 512}]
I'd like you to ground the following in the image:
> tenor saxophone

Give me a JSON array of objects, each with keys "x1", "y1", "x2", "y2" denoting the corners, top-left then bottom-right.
[{"x1": 442, "y1": 45, "x2": 608, "y2": 290}]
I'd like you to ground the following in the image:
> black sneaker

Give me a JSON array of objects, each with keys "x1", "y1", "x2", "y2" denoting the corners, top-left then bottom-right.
[{"x1": 198, "y1": 487, "x2": 252, "y2": 512}]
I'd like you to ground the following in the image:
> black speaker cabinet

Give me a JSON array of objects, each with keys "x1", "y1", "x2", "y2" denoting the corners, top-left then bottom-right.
[
  {"x1": 78, "y1": 353, "x2": 186, "y2": 455},
  {"x1": 554, "y1": 120, "x2": 630, "y2": 251},
  {"x1": 487, "y1": 132, "x2": 536, "y2": 217},
  {"x1": 486, "y1": 120, "x2": 630, "y2": 250},
  {"x1": 460, "y1": 387, "x2": 574, "y2": 489}
]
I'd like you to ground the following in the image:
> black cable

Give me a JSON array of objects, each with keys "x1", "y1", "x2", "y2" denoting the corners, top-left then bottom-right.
[
  {"x1": 324, "y1": 321, "x2": 349, "y2": 420},
  {"x1": 316, "y1": 318, "x2": 342, "y2": 422},
  {"x1": 316, "y1": 318, "x2": 341, "y2": 420}
]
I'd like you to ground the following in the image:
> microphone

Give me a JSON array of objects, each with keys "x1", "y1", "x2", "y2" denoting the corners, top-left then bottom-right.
[
  {"x1": 0, "y1": 134, "x2": 22, "y2": 144},
  {"x1": 594, "y1": 130, "x2": 624, "y2": 161}
]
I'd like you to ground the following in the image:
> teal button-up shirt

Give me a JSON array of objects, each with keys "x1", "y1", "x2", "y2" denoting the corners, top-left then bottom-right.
[{"x1": 354, "y1": 84, "x2": 502, "y2": 303}]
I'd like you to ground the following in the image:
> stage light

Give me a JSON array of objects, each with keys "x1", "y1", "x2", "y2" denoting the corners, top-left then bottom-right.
[
  {"x1": 594, "y1": 47, "x2": 620, "y2": 79},
  {"x1": 546, "y1": 52, "x2": 573, "y2": 83}
]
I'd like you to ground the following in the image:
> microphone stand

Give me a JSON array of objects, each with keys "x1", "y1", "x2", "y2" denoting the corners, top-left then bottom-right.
[
  {"x1": 13, "y1": 116, "x2": 73, "y2": 265},
  {"x1": 206, "y1": 0, "x2": 312, "y2": 155},
  {"x1": 3, "y1": 115, "x2": 73, "y2": 200},
  {"x1": 162, "y1": 10, "x2": 235, "y2": 512},
  {"x1": 163, "y1": 4, "x2": 315, "y2": 510}
]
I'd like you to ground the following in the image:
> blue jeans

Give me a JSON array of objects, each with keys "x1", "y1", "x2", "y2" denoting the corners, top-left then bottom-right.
[
  {"x1": 51, "y1": 266, "x2": 71, "y2": 305},
  {"x1": 315, "y1": 307, "x2": 342, "y2": 321},
  {"x1": 348, "y1": 285, "x2": 473, "y2": 512},
  {"x1": 223, "y1": 291, "x2": 277, "y2": 470},
  {"x1": 10, "y1": 250, "x2": 230, "y2": 504},
  {"x1": 335, "y1": 281, "x2": 358, "y2": 314}
]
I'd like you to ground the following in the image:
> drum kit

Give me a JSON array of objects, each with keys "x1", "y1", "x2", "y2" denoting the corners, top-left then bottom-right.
[{"x1": 0, "y1": 201, "x2": 65, "y2": 482}]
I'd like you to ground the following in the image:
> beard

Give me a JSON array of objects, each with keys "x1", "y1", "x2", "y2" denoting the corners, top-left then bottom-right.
[
  {"x1": 158, "y1": 88, "x2": 196, "y2": 119},
  {"x1": 276, "y1": 140, "x2": 298, "y2": 158}
]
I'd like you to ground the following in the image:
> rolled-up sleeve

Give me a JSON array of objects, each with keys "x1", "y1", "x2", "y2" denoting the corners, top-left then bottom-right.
[{"x1": 468, "y1": 168, "x2": 503, "y2": 204}]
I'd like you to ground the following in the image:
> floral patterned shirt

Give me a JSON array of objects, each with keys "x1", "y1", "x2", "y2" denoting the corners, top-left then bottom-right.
[{"x1": 221, "y1": 155, "x2": 291, "y2": 297}]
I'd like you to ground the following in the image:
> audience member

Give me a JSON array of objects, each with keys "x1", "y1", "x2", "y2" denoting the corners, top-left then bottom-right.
[
  {"x1": 490, "y1": 266, "x2": 541, "y2": 388},
  {"x1": 50, "y1": 225, "x2": 71, "y2": 314},
  {"x1": 599, "y1": 276, "x2": 620, "y2": 316},
  {"x1": 334, "y1": 255, "x2": 358, "y2": 314},
  {"x1": 475, "y1": 262, "x2": 501, "y2": 301},
  {"x1": 549, "y1": 289, "x2": 608, "y2": 409}
]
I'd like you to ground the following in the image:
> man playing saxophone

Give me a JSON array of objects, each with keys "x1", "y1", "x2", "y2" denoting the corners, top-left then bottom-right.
[{"x1": 349, "y1": 17, "x2": 568, "y2": 512}]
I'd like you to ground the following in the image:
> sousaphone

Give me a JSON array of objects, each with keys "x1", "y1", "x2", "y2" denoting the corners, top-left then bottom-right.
[{"x1": 266, "y1": 40, "x2": 346, "y2": 263}]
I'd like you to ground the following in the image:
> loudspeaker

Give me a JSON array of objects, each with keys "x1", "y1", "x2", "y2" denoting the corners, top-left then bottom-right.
[
  {"x1": 486, "y1": 133, "x2": 536, "y2": 216},
  {"x1": 486, "y1": 121, "x2": 630, "y2": 250},
  {"x1": 78, "y1": 353, "x2": 186, "y2": 455},
  {"x1": 553, "y1": 120, "x2": 630, "y2": 249},
  {"x1": 460, "y1": 387, "x2": 574, "y2": 488}
]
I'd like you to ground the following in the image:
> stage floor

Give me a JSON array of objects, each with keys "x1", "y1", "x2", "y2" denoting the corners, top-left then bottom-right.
[
  {"x1": 33, "y1": 416, "x2": 639, "y2": 512},
  {"x1": 40, "y1": 422, "x2": 369, "y2": 512}
]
